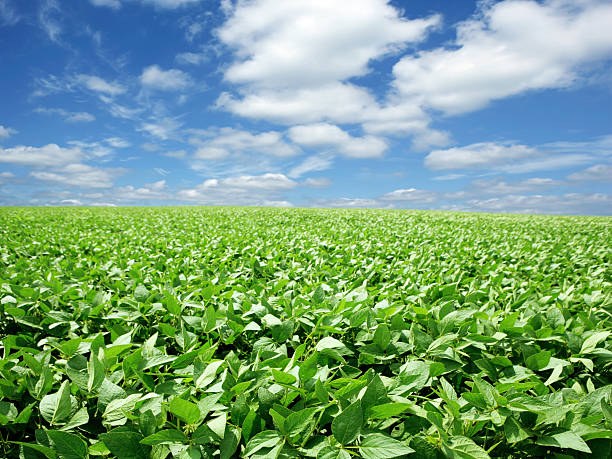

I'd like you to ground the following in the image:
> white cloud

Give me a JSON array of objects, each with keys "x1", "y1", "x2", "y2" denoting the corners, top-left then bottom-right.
[
  {"x1": 38, "y1": 0, "x2": 61, "y2": 43},
  {"x1": 216, "y1": 0, "x2": 441, "y2": 141},
  {"x1": 115, "y1": 180, "x2": 168, "y2": 200},
  {"x1": 219, "y1": 0, "x2": 438, "y2": 88},
  {"x1": 67, "y1": 140, "x2": 114, "y2": 158},
  {"x1": 217, "y1": 83, "x2": 381, "y2": 126},
  {"x1": 105, "y1": 137, "x2": 131, "y2": 148},
  {"x1": 140, "y1": 118, "x2": 182, "y2": 140},
  {"x1": 458, "y1": 177, "x2": 562, "y2": 197},
  {"x1": 190, "y1": 127, "x2": 301, "y2": 159},
  {"x1": 140, "y1": 65, "x2": 192, "y2": 91},
  {"x1": 60, "y1": 199, "x2": 83, "y2": 206},
  {"x1": 288, "y1": 123, "x2": 387, "y2": 158},
  {"x1": 461, "y1": 193, "x2": 611, "y2": 215},
  {"x1": 288, "y1": 154, "x2": 333, "y2": 178},
  {"x1": 99, "y1": 96, "x2": 143, "y2": 119},
  {"x1": 425, "y1": 142, "x2": 540, "y2": 171},
  {"x1": 0, "y1": 171, "x2": 15, "y2": 184},
  {"x1": 568, "y1": 164, "x2": 612, "y2": 182},
  {"x1": 162, "y1": 150, "x2": 187, "y2": 158},
  {"x1": 177, "y1": 172, "x2": 297, "y2": 206},
  {"x1": 499, "y1": 154, "x2": 592, "y2": 174},
  {"x1": 304, "y1": 177, "x2": 331, "y2": 188},
  {"x1": 380, "y1": 188, "x2": 438, "y2": 203},
  {"x1": 0, "y1": 124, "x2": 17, "y2": 139},
  {"x1": 140, "y1": 0, "x2": 200, "y2": 8},
  {"x1": 217, "y1": 173, "x2": 296, "y2": 190},
  {"x1": 0, "y1": 0, "x2": 20, "y2": 26},
  {"x1": 194, "y1": 147, "x2": 229, "y2": 160},
  {"x1": 90, "y1": 0, "x2": 201, "y2": 8},
  {"x1": 392, "y1": 0, "x2": 612, "y2": 115},
  {"x1": 90, "y1": 0, "x2": 121, "y2": 9},
  {"x1": 175, "y1": 52, "x2": 208, "y2": 65},
  {"x1": 35, "y1": 107, "x2": 95, "y2": 123},
  {"x1": 0, "y1": 144, "x2": 83, "y2": 167},
  {"x1": 154, "y1": 167, "x2": 170, "y2": 176},
  {"x1": 312, "y1": 197, "x2": 383, "y2": 208},
  {"x1": 67, "y1": 112, "x2": 96, "y2": 122},
  {"x1": 77, "y1": 75, "x2": 126, "y2": 96},
  {"x1": 30, "y1": 163, "x2": 125, "y2": 188}
]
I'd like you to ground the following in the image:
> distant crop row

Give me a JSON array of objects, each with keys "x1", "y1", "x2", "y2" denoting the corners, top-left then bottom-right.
[{"x1": 0, "y1": 207, "x2": 610, "y2": 458}]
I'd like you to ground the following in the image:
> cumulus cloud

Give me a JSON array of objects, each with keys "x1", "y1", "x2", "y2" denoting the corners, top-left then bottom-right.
[
  {"x1": 288, "y1": 123, "x2": 387, "y2": 158},
  {"x1": 392, "y1": 0, "x2": 612, "y2": 115},
  {"x1": 0, "y1": 124, "x2": 17, "y2": 139},
  {"x1": 0, "y1": 144, "x2": 83, "y2": 167},
  {"x1": 425, "y1": 142, "x2": 539, "y2": 171},
  {"x1": 424, "y1": 141, "x2": 594, "y2": 174},
  {"x1": 568, "y1": 164, "x2": 612, "y2": 182},
  {"x1": 115, "y1": 180, "x2": 168, "y2": 199},
  {"x1": 77, "y1": 74, "x2": 126, "y2": 96},
  {"x1": 219, "y1": 0, "x2": 438, "y2": 88},
  {"x1": 215, "y1": 0, "x2": 441, "y2": 141},
  {"x1": 177, "y1": 172, "x2": 297, "y2": 206},
  {"x1": 30, "y1": 163, "x2": 125, "y2": 188},
  {"x1": 216, "y1": 0, "x2": 612, "y2": 150},
  {"x1": 140, "y1": 65, "x2": 192, "y2": 91},
  {"x1": 190, "y1": 127, "x2": 301, "y2": 160}
]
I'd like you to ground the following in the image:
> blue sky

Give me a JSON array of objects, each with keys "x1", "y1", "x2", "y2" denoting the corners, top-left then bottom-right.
[{"x1": 0, "y1": 0, "x2": 611, "y2": 214}]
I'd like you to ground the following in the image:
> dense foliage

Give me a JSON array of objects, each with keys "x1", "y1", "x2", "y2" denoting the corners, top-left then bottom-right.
[{"x1": 0, "y1": 207, "x2": 610, "y2": 458}]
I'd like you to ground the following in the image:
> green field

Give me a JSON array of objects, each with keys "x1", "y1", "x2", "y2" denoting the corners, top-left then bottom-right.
[{"x1": 0, "y1": 207, "x2": 611, "y2": 458}]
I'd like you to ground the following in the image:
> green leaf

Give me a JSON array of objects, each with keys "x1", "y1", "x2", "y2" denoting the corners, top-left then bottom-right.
[
  {"x1": 59, "y1": 407, "x2": 89, "y2": 432},
  {"x1": 100, "y1": 431, "x2": 150, "y2": 459},
  {"x1": 220, "y1": 425, "x2": 241, "y2": 459},
  {"x1": 140, "y1": 429, "x2": 188, "y2": 445},
  {"x1": 40, "y1": 380, "x2": 73, "y2": 425},
  {"x1": 317, "y1": 446, "x2": 351, "y2": 459},
  {"x1": 442, "y1": 436, "x2": 490, "y2": 459},
  {"x1": 536, "y1": 430, "x2": 592, "y2": 453},
  {"x1": 332, "y1": 400, "x2": 362, "y2": 445},
  {"x1": 581, "y1": 331, "x2": 610, "y2": 354},
  {"x1": 359, "y1": 433, "x2": 414, "y2": 459},
  {"x1": 244, "y1": 430, "x2": 282, "y2": 456},
  {"x1": 87, "y1": 348, "x2": 105, "y2": 393},
  {"x1": 169, "y1": 397, "x2": 201, "y2": 425},
  {"x1": 285, "y1": 407, "x2": 318, "y2": 440},
  {"x1": 271, "y1": 368, "x2": 297, "y2": 385},
  {"x1": 369, "y1": 403, "x2": 412, "y2": 419},
  {"x1": 525, "y1": 351, "x2": 552, "y2": 371},
  {"x1": 13, "y1": 442, "x2": 58, "y2": 459},
  {"x1": 374, "y1": 324, "x2": 391, "y2": 352},
  {"x1": 504, "y1": 416, "x2": 530, "y2": 443},
  {"x1": 45, "y1": 431, "x2": 88, "y2": 459}
]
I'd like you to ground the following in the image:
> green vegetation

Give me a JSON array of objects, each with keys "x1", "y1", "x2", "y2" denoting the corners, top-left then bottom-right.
[{"x1": 0, "y1": 207, "x2": 610, "y2": 458}]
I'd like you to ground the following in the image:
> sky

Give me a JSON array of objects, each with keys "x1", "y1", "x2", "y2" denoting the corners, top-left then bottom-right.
[{"x1": 0, "y1": 0, "x2": 611, "y2": 214}]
